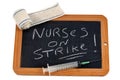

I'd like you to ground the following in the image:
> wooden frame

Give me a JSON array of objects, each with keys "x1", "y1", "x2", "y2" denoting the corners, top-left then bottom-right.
[{"x1": 13, "y1": 15, "x2": 109, "y2": 76}]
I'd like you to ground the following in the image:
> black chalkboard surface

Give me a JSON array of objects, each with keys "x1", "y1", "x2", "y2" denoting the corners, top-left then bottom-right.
[
  {"x1": 13, "y1": 15, "x2": 109, "y2": 76},
  {"x1": 21, "y1": 21, "x2": 101, "y2": 68}
]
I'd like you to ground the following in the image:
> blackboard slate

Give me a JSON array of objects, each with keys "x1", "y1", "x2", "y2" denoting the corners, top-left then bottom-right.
[{"x1": 21, "y1": 21, "x2": 101, "y2": 68}]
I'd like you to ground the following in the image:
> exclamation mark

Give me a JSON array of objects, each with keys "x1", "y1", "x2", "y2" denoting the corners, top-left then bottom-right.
[{"x1": 94, "y1": 34, "x2": 97, "y2": 53}]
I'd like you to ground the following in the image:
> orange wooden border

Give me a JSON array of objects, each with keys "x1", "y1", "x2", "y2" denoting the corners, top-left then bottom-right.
[{"x1": 13, "y1": 15, "x2": 109, "y2": 76}]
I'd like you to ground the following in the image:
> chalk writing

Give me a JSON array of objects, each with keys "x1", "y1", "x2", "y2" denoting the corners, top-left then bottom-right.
[
  {"x1": 48, "y1": 39, "x2": 69, "y2": 48},
  {"x1": 62, "y1": 28, "x2": 69, "y2": 38},
  {"x1": 33, "y1": 44, "x2": 88, "y2": 60},
  {"x1": 32, "y1": 27, "x2": 88, "y2": 40},
  {"x1": 48, "y1": 41, "x2": 58, "y2": 48},
  {"x1": 93, "y1": 34, "x2": 97, "y2": 53},
  {"x1": 55, "y1": 47, "x2": 63, "y2": 55},
  {"x1": 46, "y1": 29, "x2": 52, "y2": 37},
  {"x1": 21, "y1": 21, "x2": 101, "y2": 68},
  {"x1": 53, "y1": 27, "x2": 61, "y2": 37},
  {"x1": 94, "y1": 50, "x2": 97, "y2": 53},
  {"x1": 33, "y1": 48, "x2": 43, "y2": 60},
  {"x1": 59, "y1": 39, "x2": 69, "y2": 46},
  {"x1": 94, "y1": 34, "x2": 97, "y2": 47},
  {"x1": 32, "y1": 26, "x2": 96, "y2": 62},
  {"x1": 80, "y1": 27, "x2": 88, "y2": 38},
  {"x1": 32, "y1": 28, "x2": 45, "y2": 40},
  {"x1": 66, "y1": 55, "x2": 84, "y2": 60},
  {"x1": 80, "y1": 43, "x2": 87, "y2": 50},
  {"x1": 58, "y1": 52, "x2": 87, "y2": 60},
  {"x1": 72, "y1": 46, "x2": 79, "y2": 53},
  {"x1": 70, "y1": 30, "x2": 76, "y2": 37}
]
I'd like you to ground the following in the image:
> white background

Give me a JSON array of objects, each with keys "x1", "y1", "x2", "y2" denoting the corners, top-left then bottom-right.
[{"x1": 0, "y1": 0, "x2": 119, "y2": 80}]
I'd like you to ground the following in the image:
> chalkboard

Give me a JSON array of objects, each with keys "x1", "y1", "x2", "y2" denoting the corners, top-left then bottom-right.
[
  {"x1": 13, "y1": 15, "x2": 109, "y2": 76},
  {"x1": 21, "y1": 21, "x2": 101, "y2": 68}
]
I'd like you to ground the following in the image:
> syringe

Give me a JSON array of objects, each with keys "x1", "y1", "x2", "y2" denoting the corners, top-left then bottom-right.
[{"x1": 42, "y1": 59, "x2": 100, "y2": 75}]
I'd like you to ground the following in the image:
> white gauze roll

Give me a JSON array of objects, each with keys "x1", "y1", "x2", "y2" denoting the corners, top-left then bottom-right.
[
  {"x1": 13, "y1": 9, "x2": 32, "y2": 30},
  {"x1": 29, "y1": 4, "x2": 64, "y2": 26},
  {"x1": 13, "y1": 4, "x2": 64, "y2": 30}
]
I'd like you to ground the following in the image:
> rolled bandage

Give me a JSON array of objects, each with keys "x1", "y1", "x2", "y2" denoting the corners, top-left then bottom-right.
[
  {"x1": 13, "y1": 9, "x2": 32, "y2": 30},
  {"x1": 13, "y1": 4, "x2": 64, "y2": 30}
]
